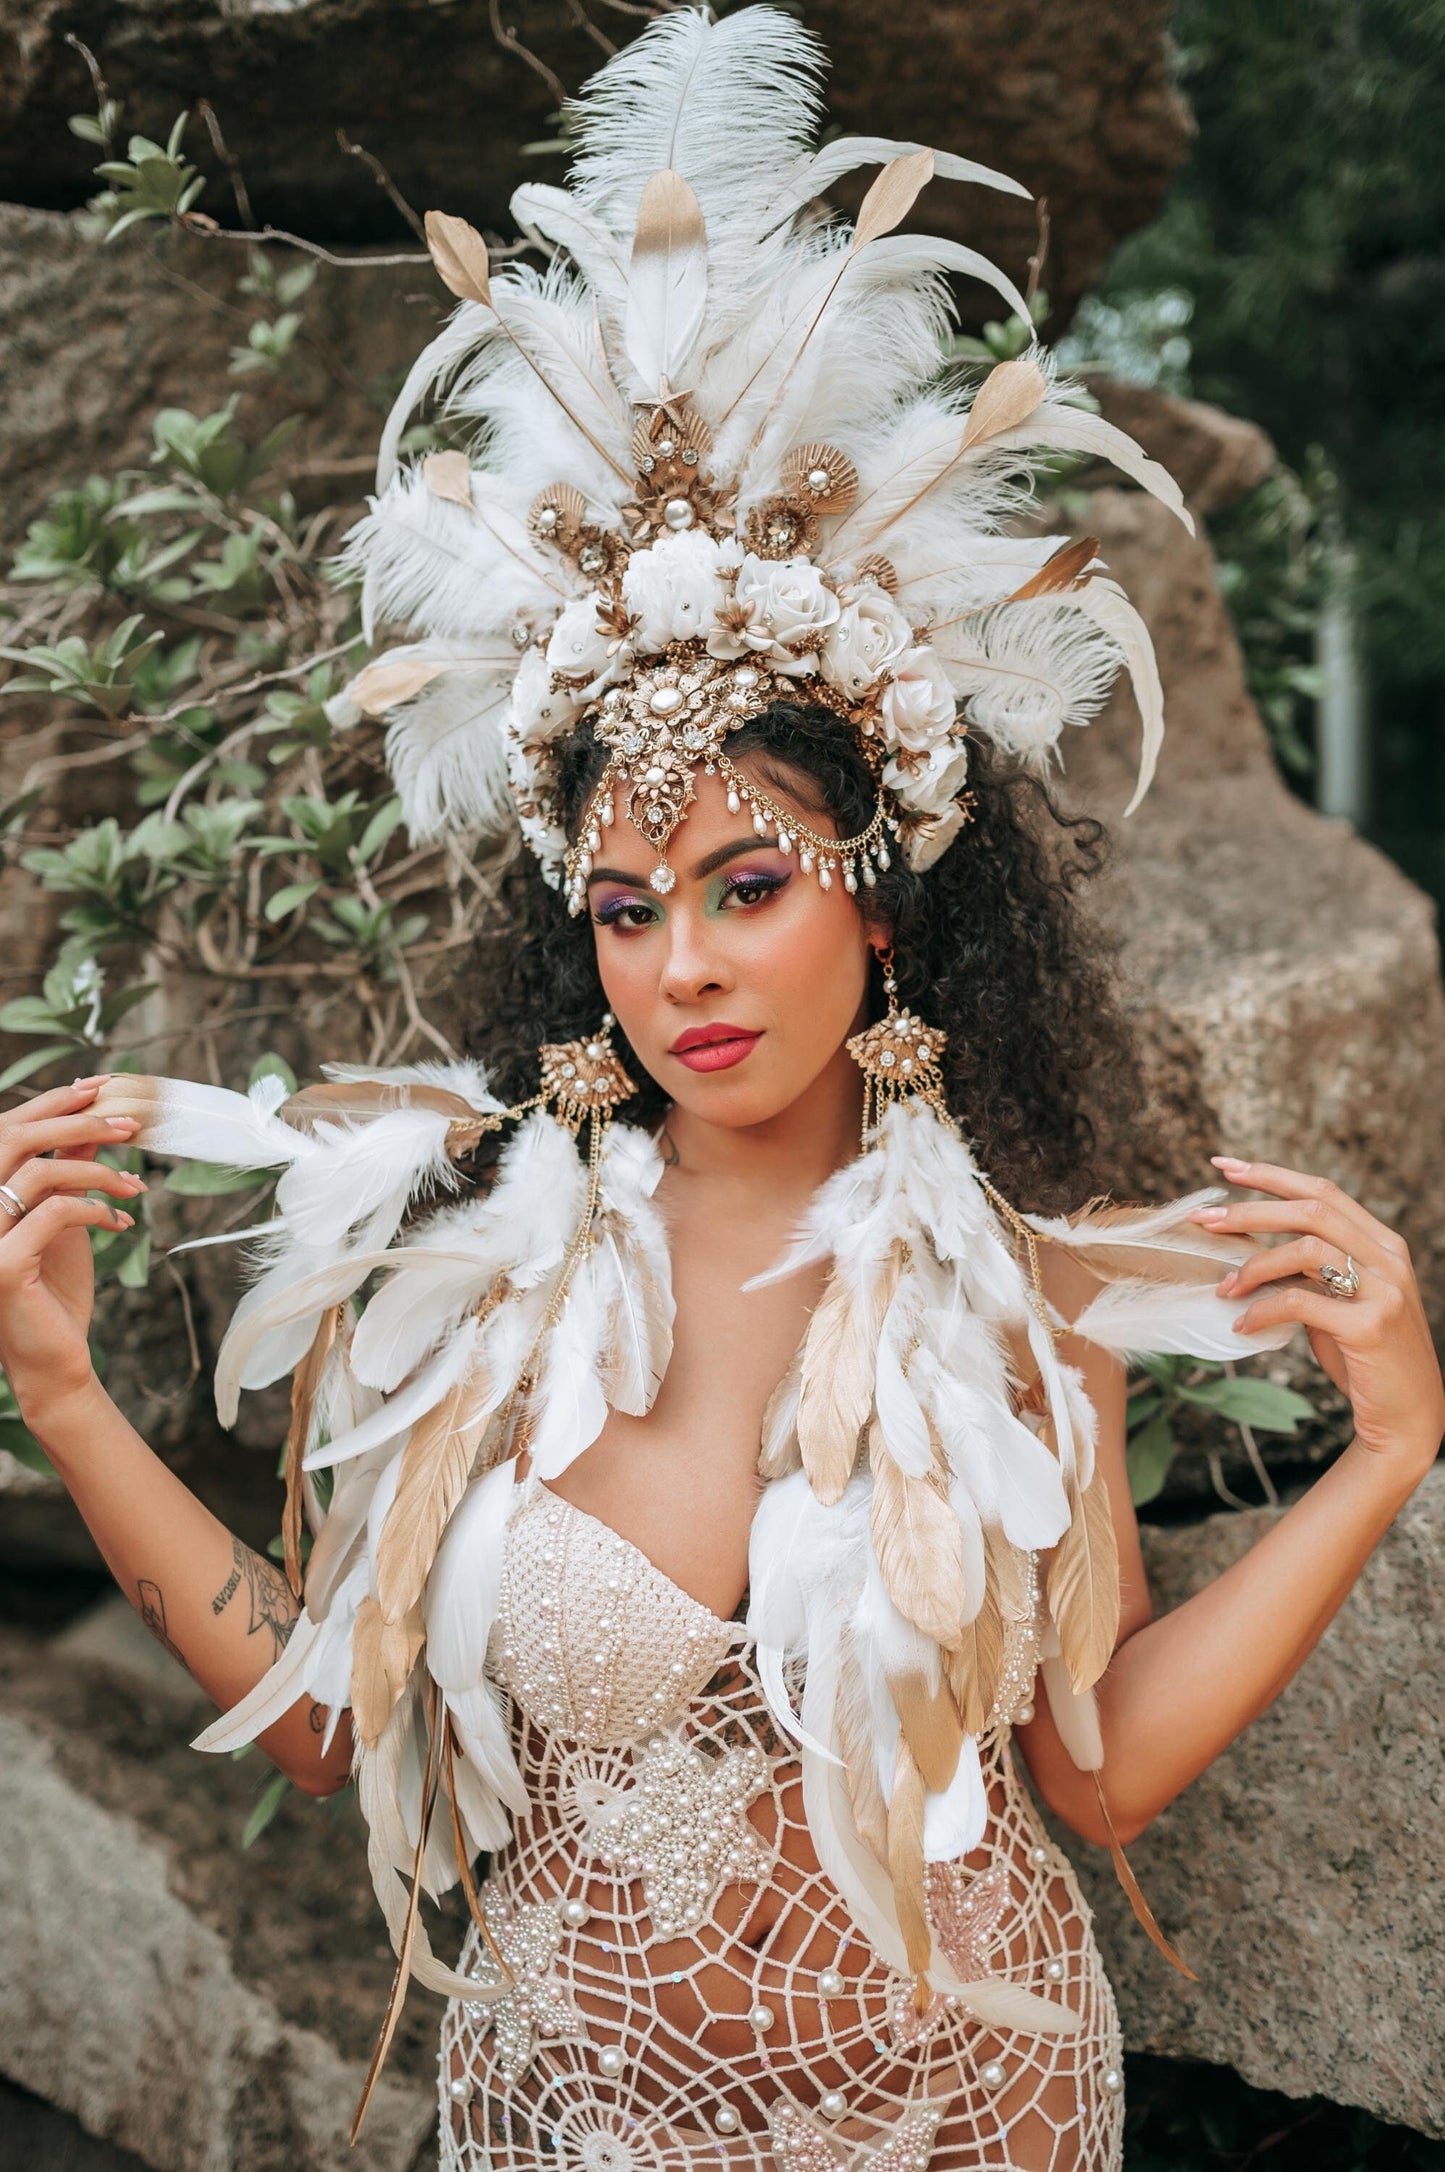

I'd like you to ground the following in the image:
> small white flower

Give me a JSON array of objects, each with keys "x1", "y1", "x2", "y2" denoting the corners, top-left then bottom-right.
[
  {"x1": 879, "y1": 643, "x2": 958, "y2": 750},
  {"x1": 622, "y1": 530, "x2": 726, "y2": 651},
  {"x1": 510, "y1": 643, "x2": 585, "y2": 747},
  {"x1": 731, "y1": 552, "x2": 841, "y2": 674},
  {"x1": 820, "y1": 589, "x2": 914, "y2": 700},
  {"x1": 545, "y1": 598, "x2": 614, "y2": 685},
  {"x1": 884, "y1": 733, "x2": 970, "y2": 816}
]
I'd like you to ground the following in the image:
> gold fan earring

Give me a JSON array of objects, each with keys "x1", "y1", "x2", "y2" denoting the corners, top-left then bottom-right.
[{"x1": 847, "y1": 944, "x2": 948, "y2": 1139}]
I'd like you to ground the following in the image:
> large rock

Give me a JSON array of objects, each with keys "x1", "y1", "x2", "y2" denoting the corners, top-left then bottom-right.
[
  {"x1": 0, "y1": 1599, "x2": 458, "y2": 2172},
  {"x1": 1067, "y1": 1464, "x2": 1445, "y2": 2137},
  {"x1": 0, "y1": 1, "x2": 1188, "y2": 329},
  {"x1": 1054, "y1": 394, "x2": 1445, "y2": 1341}
]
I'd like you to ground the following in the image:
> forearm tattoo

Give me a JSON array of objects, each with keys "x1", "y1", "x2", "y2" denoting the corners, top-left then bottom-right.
[
  {"x1": 137, "y1": 1578, "x2": 188, "y2": 1667},
  {"x1": 209, "y1": 1534, "x2": 298, "y2": 1660}
]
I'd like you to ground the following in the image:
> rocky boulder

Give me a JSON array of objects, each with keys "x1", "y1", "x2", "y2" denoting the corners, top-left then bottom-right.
[
  {"x1": 0, "y1": 1595, "x2": 453, "y2": 2172},
  {"x1": 0, "y1": 0, "x2": 1189, "y2": 330},
  {"x1": 1067, "y1": 1463, "x2": 1445, "y2": 2138}
]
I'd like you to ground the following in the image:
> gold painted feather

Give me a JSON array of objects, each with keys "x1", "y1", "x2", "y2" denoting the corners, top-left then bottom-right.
[
  {"x1": 351, "y1": 1594, "x2": 425, "y2": 1749},
  {"x1": 886, "y1": 1664, "x2": 964, "y2": 1795},
  {"x1": 835, "y1": 1631, "x2": 890, "y2": 1867},
  {"x1": 283, "y1": 1304, "x2": 341, "y2": 1601},
  {"x1": 886, "y1": 1735, "x2": 933, "y2": 1987},
  {"x1": 869, "y1": 1427, "x2": 969, "y2": 1645},
  {"x1": 797, "y1": 1252, "x2": 897, "y2": 1504},
  {"x1": 960, "y1": 353, "x2": 1049, "y2": 450},
  {"x1": 1046, "y1": 1465, "x2": 1120, "y2": 1694},
  {"x1": 374, "y1": 1361, "x2": 493, "y2": 1627},
  {"x1": 945, "y1": 1547, "x2": 1004, "y2": 1736}
]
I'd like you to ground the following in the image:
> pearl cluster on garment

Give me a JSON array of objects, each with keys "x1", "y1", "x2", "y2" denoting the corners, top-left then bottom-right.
[{"x1": 581, "y1": 1730, "x2": 771, "y2": 1939}]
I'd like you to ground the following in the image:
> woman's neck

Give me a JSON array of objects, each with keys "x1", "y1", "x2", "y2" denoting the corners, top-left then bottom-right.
[{"x1": 660, "y1": 1043, "x2": 865, "y2": 1198}]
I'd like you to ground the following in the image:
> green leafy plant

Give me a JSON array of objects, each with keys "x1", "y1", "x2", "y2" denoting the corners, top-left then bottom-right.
[{"x1": 1126, "y1": 1356, "x2": 1316, "y2": 1508}]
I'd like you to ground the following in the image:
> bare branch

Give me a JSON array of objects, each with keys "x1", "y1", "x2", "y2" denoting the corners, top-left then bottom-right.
[
  {"x1": 490, "y1": 0, "x2": 569, "y2": 102},
  {"x1": 336, "y1": 130, "x2": 429, "y2": 244},
  {"x1": 198, "y1": 98, "x2": 258, "y2": 230}
]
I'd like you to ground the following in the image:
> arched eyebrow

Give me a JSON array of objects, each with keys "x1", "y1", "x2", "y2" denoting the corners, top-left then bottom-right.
[{"x1": 587, "y1": 835, "x2": 785, "y2": 888}]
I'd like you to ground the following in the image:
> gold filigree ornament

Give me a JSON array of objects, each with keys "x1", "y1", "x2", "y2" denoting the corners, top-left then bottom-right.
[
  {"x1": 847, "y1": 949, "x2": 949, "y2": 1137},
  {"x1": 561, "y1": 648, "x2": 897, "y2": 912},
  {"x1": 538, "y1": 1018, "x2": 636, "y2": 1134}
]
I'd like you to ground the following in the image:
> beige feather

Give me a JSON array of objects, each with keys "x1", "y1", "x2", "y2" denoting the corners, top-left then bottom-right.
[
  {"x1": 374, "y1": 1363, "x2": 492, "y2": 1627},
  {"x1": 423, "y1": 449, "x2": 475, "y2": 511},
  {"x1": 758, "y1": 1356, "x2": 803, "y2": 1480},
  {"x1": 1006, "y1": 533, "x2": 1100, "y2": 601},
  {"x1": 852, "y1": 149, "x2": 935, "y2": 251},
  {"x1": 835, "y1": 1631, "x2": 890, "y2": 1866},
  {"x1": 283, "y1": 1305, "x2": 341, "y2": 1601},
  {"x1": 346, "y1": 655, "x2": 452, "y2": 717},
  {"x1": 869, "y1": 1430, "x2": 969, "y2": 1646},
  {"x1": 349, "y1": 1680, "x2": 444, "y2": 2143},
  {"x1": 1046, "y1": 1466, "x2": 1120, "y2": 1695},
  {"x1": 797, "y1": 1261, "x2": 892, "y2": 1505},
  {"x1": 960, "y1": 353, "x2": 1049, "y2": 449},
  {"x1": 351, "y1": 1594, "x2": 425, "y2": 1749},
  {"x1": 886, "y1": 1663, "x2": 964, "y2": 1795},
  {"x1": 425, "y1": 210, "x2": 492, "y2": 306},
  {"x1": 945, "y1": 1547, "x2": 1004, "y2": 1736},
  {"x1": 886, "y1": 1735, "x2": 933, "y2": 1986}
]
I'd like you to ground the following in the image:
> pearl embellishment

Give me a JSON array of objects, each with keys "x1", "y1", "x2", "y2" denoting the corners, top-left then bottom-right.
[
  {"x1": 448, "y1": 2076, "x2": 473, "y2": 2103},
  {"x1": 663, "y1": 498, "x2": 694, "y2": 530},
  {"x1": 1045, "y1": 1957, "x2": 1065, "y2": 1983},
  {"x1": 597, "y1": 2045, "x2": 626, "y2": 2078},
  {"x1": 749, "y1": 2002, "x2": 775, "y2": 2034},
  {"x1": 560, "y1": 1897, "x2": 590, "y2": 1929},
  {"x1": 979, "y1": 2060, "x2": 1008, "y2": 2090},
  {"x1": 817, "y1": 1967, "x2": 845, "y2": 1998},
  {"x1": 714, "y1": 2106, "x2": 740, "y2": 2133},
  {"x1": 648, "y1": 687, "x2": 683, "y2": 714},
  {"x1": 1101, "y1": 2067, "x2": 1125, "y2": 2096},
  {"x1": 820, "y1": 2091, "x2": 848, "y2": 2120}
]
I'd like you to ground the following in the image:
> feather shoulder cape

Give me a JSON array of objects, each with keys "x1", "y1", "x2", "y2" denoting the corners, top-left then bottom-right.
[{"x1": 91, "y1": 1068, "x2": 1293, "y2": 2040}]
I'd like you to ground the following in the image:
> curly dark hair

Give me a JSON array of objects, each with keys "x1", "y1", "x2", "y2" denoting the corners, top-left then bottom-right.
[{"x1": 459, "y1": 700, "x2": 1142, "y2": 1213}]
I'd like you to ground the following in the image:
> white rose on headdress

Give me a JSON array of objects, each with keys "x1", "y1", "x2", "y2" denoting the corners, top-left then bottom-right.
[
  {"x1": 879, "y1": 644, "x2": 958, "y2": 750},
  {"x1": 820, "y1": 590, "x2": 914, "y2": 700},
  {"x1": 622, "y1": 530, "x2": 725, "y2": 651},
  {"x1": 510, "y1": 643, "x2": 586, "y2": 747},
  {"x1": 731, "y1": 553, "x2": 841, "y2": 674},
  {"x1": 545, "y1": 598, "x2": 614, "y2": 688},
  {"x1": 884, "y1": 732, "x2": 970, "y2": 817}
]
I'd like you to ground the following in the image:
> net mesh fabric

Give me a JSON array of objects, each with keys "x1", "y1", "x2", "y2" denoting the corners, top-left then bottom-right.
[{"x1": 436, "y1": 1482, "x2": 1123, "y2": 2172}]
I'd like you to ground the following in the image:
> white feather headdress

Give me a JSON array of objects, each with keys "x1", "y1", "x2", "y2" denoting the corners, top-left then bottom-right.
[{"x1": 328, "y1": 4, "x2": 1191, "y2": 904}]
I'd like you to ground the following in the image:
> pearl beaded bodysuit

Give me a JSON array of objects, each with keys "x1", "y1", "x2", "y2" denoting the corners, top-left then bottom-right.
[{"x1": 437, "y1": 1480, "x2": 1124, "y2": 2171}]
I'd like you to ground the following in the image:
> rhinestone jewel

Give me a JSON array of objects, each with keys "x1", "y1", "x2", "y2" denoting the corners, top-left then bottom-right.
[
  {"x1": 578, "y1": 1733, "x2": 770, "y2": 1938},
  {"x1": 464, "y1": 1899, "x2": 587, "y2": 2086},
  {"x1": 767, "y1": 2098, "x2": 944, "y2": 2172}
]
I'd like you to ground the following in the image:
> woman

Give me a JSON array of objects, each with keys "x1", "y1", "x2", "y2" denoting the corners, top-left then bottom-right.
[{"x1": 0, "y1": 12, "x2": 1439, "y2": 2170}]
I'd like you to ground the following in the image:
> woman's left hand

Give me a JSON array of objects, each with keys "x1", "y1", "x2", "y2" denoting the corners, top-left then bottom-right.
[{"x1": 1188, "y1": 1157, "x2": 1445, "y2": 1474}]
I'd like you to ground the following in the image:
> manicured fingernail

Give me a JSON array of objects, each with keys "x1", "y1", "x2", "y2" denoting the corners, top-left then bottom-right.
[
  {"x1": 1211, "y1": 1155, "x2": 1248, "y2": 1172},
  {"x1": 1231, "y1": 1315, "x2": 1251, "y2": 1333},
  {"x1": 121, "y1": 1175, "x2": 147, "y2": 1193},
  {"x1": 106, "y1": 1117, "x2": 138, "y2": 1133},
  {"x1": 1217, "y1": 1270, "x2": 1238, "y2": 1294},
  {"x1": 110, "y1": 1209, "x2": 134, "y2": 1228},
  {"x1": 1191, "y1": 1205, "x2": 1228, "y2": 1223},
  {"x1": 72, "y1": 1073, "x2": 110, "y2": 1087}
]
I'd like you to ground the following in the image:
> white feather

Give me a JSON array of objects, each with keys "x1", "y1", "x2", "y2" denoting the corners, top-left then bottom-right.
[
  {"x1": 424, "y1": 1458, "x2": 520, "y2": 1690},
  {"x1": 304, "y1": 1321, "x2": 478, "y2": 1472},
  {"x1": 923, "y1": 1731, "x2": 987, "y2": 1861},
  {"x1": 1072, "y1": 1276, "x2": 1298, "y2": 1361}
]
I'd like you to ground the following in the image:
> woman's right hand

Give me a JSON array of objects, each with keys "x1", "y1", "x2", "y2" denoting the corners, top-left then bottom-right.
[{"x1": 0, "y1": 1077, "x2": 146, "y2": 1424}]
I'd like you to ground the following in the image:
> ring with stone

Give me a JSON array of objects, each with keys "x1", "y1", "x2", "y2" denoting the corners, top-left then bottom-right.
[
  {"x1": 0, "y1": 1181, "x2": 28, "y2": 1223},
  {"x1": 1318, "y1": 1253, "x2": 1360, "y2": 1301}
]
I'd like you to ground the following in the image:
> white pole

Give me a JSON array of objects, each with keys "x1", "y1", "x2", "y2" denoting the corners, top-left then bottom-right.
[{"x1": 1315, "y1": 540, "x2": 1367, "y2": 825}]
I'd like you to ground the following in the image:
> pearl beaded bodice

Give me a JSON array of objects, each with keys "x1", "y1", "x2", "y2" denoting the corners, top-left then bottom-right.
[{"x1": 437, "y1": 1479, "x2": 1126, "y2": 2172}]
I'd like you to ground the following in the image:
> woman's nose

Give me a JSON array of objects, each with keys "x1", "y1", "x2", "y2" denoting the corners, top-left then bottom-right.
[{"x1": 657, "y1": 907, "x2": 732, "y2": 1002}]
